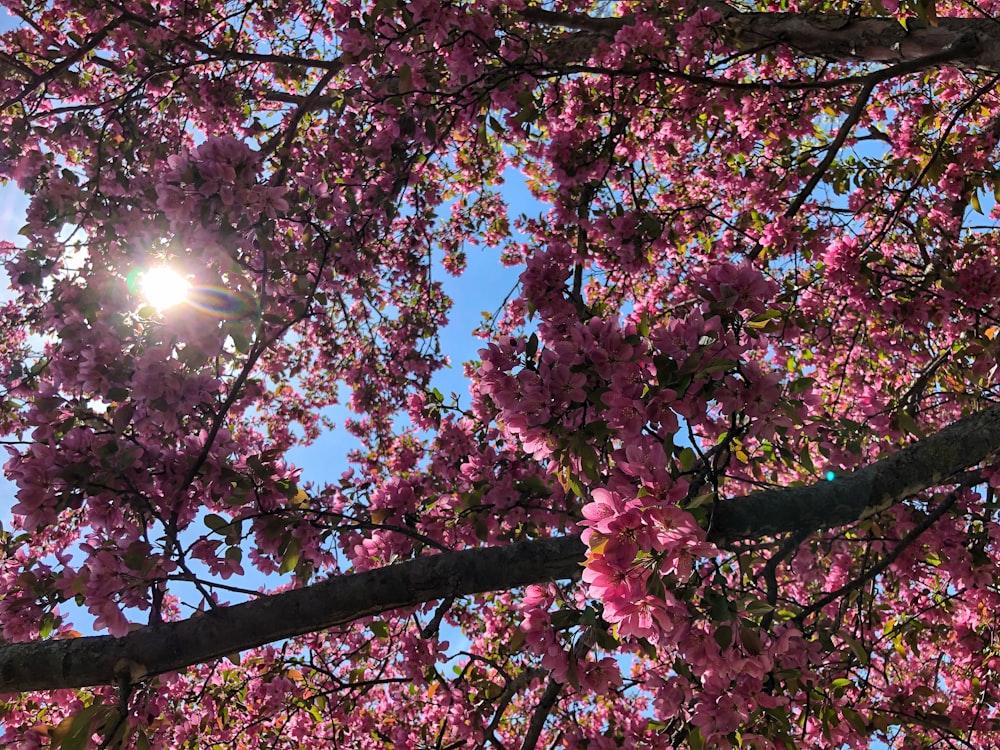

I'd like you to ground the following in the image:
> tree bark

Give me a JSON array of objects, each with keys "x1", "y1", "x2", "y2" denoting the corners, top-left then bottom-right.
[
  {"x1": 710, "y1": 402, "x2": 1000, "y2": 543},
  {"x1": 525, "y1": 4, "x2": 1000, "y2": 73},
  {"x1": 0, "y1": 537, "x2": 585, "y2": 693},
  {"x1": 1, "y1": 403, "x2": 999, "y2": 693},
  {"x1": 711, "y1": 6, "x2": 996, "y2": 70}
]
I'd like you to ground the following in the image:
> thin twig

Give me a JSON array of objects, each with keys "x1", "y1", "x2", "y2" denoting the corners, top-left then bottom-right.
[
  {"x1": 776, "y1": 35, "x2": 981, "y2": 233},
  {"x1": 797, "y1": 476, "x2": 977, "y2": 622}
]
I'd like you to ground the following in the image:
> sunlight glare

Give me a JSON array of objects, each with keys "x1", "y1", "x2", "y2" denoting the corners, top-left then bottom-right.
[{"x1": 142, "y1": 267, "x2": 191, "y2": 311}]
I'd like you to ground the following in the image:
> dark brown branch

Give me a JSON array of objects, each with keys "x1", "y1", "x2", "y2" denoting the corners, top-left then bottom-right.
[
  {"x1": 1, "y1": 403, "x2": 999, "y2": 693},
  {"x1": 710, "y1": 402, "x2": 1000, "y2": 544},
  {"x1": 519, "y1": 679, "x2": 563, "y2": 750},
  {"x1": 518, "y1": 7, "x2": 629, "y2": 34},
  {"x1": 518, "y1": 636, "x2": 592, "y2": 750},
  {"x1": 523, "y1": 3, "x2": 1000, "y2": 72},
  {"x1": 1, "y1": 15, "x2": 129, "y2": 111},
  {"x1": 710, "y1": 5, "x2": 993, "y2": 69},
  {"x1": 0, "y1": 537, "x2": 585, "y2": 693},
  {"x1": 486, "y1": 667, "x2": 548, "y2": 746}
]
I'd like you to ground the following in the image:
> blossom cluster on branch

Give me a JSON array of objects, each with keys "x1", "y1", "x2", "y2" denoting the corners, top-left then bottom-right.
[{"x1": 1, "y1": 0, "x2": 1000, "y2": 747}]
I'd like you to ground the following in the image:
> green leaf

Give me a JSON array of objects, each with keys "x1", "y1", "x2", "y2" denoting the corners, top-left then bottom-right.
[
  {"x1": 895, "y1": 410, "x2": 923, "y2": 438},
  {"x1": 704, "y1": 589, "x2": 732, "y2": 622},
  {"x1": 645, "y1": 574, "x2": 666, "y2": 599},
  {"x1": 745, "y1": 599, "x2": 775, "y2": 616},
  {"x1": 578, "y1": 443, "x2": 601, "y2": 483},
  {"x1": 842, "y1": 706, "x2": 869, "y2": 736},
  {"x1": 279, "y1": 536, "x2": 301, "y2": 575},
  {"x1": 740, "y1": 625, "x2": 763, "y2": 655},
  {"x1": 51, "y1": 705, "x2": 103, "y2": 750},
  {"x1": 396, "y1": 63, "x2": 413, "y2": 93},
  {"x1": 370, "y1": 620, "x2": 390, "y2": 639},
  {"x1": 38, "y1": 612, "x2": 56, "y2": 639},
  {"x1": 508, "y1": 629, "x2": 527, "y2": 652},
  {"x1": 713, "y1": 623, "x2": 733, "y2": 649},
  {"x1": 550, "y1": 609, "x2": 581, "y2": 630},
  {"x1": 745, "y1": 309, "x2": 783, "y2": 330},
  {"x1": 594, "y1": 628, "x2": 619, "y2": 650},
  {"x1": 565, "y1": 657, "x2": 580, "y2": 690},
  {"x1": 204, "y1": 513, "x2": 229, "y2": 533},
  {"x1": 842, "y1": 634, "x2": 870, "y2": 666},
  {"x1": 473, "y1": 515, "x2": 489, "y2": 541},
  {"x1": 699, "y1": 357, "x2": 738, "y2": 374},
  {"x1": 525, "y1": 332, "x2": 539, "y2": 359},
  {"x1": 678, "y1": 447, "x2": 697, "y2": 472},
  {"x1": 789, "y1": 376, "x2": 814, "y2": 394},
  {"x1": 293, "y1": 695, "x2": 323, "y2": 722},
  {"x1": 564, "y1": 473, "x2": 584, "y2": 498}
]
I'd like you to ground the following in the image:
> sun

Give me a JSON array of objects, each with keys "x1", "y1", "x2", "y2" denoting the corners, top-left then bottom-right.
[{"x1": 141, "y1": 266, "x2": 191, "y2": 311}]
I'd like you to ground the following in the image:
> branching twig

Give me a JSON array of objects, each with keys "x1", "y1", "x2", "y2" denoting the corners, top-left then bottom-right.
[
  {"x1": 797, "y1": 476, "x2": 975, "y2": 622},
  {"x1": 781, "y1": 35, "x2": 981, "y2": 227}
]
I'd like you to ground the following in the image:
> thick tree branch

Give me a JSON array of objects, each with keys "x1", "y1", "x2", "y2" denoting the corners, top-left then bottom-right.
[
  {"x1": 1, "y1": 404, "x2": 999, "y2": 693},
  {"x1": 710, "y1": 402, "x2": 1000, "y2": 543},
  {"x1": 711, "y1": 5, "x2": 992, "y2": 69},
  {"x1": 524, "y1": 4, "x2": 1000, "y2": 72},
  {"x1": 0, "y1": 537, "x2": 585, "y2": 693}
]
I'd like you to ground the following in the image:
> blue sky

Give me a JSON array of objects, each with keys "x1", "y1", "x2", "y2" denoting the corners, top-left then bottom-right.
[
  {"x1": 287, "y1": 172, "x2": 532, "y2": 484},
  {"x1": 0, "y1": 183, "x2": 27, "y2": 524},
  {"x1": 0, "y1": 153, "x2": 537, "y2": 620}
]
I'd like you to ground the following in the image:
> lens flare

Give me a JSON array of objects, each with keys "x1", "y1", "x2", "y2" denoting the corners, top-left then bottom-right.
[
  {"x1": 187, "y1": 286, "x2": 257, "y2": 320},
  {"x1": 140, "y1": 267, "x2": 191, "y2": 311},
  {"x1": 127, "y1": 267, "x2": 256, "y2": 320}
]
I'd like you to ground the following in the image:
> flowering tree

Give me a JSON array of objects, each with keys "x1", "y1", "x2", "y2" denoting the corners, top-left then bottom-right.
[{"x1": 2, "y1": 0, "x2": 1000, "y2": 746}]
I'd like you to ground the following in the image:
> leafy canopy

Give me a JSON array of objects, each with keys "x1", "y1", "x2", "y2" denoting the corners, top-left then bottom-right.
[{"x1": 1, "y1": 0, "x2": 1000, "y2": 748}]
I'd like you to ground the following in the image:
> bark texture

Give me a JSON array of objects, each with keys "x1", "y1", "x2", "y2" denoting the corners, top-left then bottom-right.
[
  {"x1": 710, "y1": 403, "x2": 1000, "y2": 543},
  {"x1": 716, "y1": 8, "x2": 997, "y2": 69},
  {"x1": 0, "y1": 536, "x2": 585, "y2": 692},
  {"x1": 526, "y1": 4, "x2": 1000, "y2": 72},
  {"x1": 2, "y1": 403, "x2": 998, "y2": 693}
]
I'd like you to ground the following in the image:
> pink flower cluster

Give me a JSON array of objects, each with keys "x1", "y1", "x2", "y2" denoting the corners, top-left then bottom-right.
[
  {"x1": 155, "y1": 135, "x2": 289, "y2": 230},
  {"x1": 580, "y1": 489, "x2": 717, "y2": 641}
]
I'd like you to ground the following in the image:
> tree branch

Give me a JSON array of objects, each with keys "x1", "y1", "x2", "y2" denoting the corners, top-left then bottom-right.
[
  {"x1": 797, "y1": 479, "x2": 967, "y2": 621},
  {"x1": 781, "y1": 34, "x2": 979, "y2": 223},
  {"x1": 1, "y1": 403, "x2": 999, "y2": 693},
  {"x1": 710, "y1": 402, "x2": 1000, "y2": 544},
  {"x1": 711, "y1": 5, "x2": 992, "y2": 69},
  {"x1": 523, "y1": 3, "x2": 1000, "y2": 72},
  {"x1": 0, "y1": 537, "x2": 585, "y2": 693}
]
